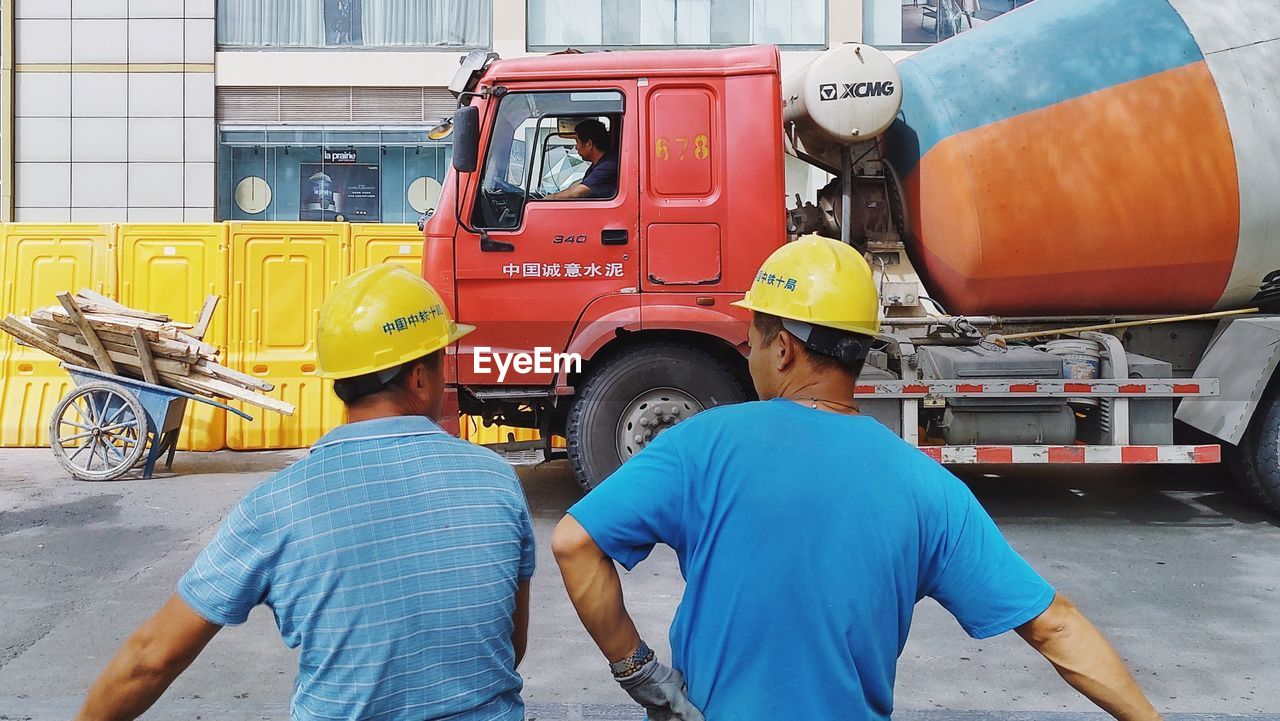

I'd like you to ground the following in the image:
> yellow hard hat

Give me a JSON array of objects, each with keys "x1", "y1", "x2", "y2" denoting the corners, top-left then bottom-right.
[
  {"x1": 317, "y1": 264, "x2": 474, "y2": 379},
  {"x1": 731, "y1": 235, "x2": 880, "y2": 337}
]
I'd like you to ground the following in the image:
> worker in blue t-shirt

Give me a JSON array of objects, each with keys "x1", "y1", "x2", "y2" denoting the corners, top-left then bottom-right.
[
  {"x1": 552, "y1": 235, "x2": 1163, "y2": 721},
  {"x1": 546, "y1": 118, "x2": 618, "y2": 200},
  {"x1": 74, "y1": 266, "x2": 536, "y2": 721}
]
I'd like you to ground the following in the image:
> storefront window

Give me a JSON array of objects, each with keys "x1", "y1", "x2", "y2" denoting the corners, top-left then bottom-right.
[
  {"x1": 863, "y1": 0, "x2": 1034, "y2": 47},
  {"x1": 217, "y1": 0, "x2": 491, "y2": 49},
  {"x1": 218, "y1": 127, "x2": 451, "y2": 224},
  {"x1": 528, "y1": 0, "x2": 826, "y2": 49}
]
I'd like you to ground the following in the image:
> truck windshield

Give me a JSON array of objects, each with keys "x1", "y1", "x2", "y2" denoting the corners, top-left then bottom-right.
[{"x1": 472, "y1": 90, "x2": 623, "y2": 230}]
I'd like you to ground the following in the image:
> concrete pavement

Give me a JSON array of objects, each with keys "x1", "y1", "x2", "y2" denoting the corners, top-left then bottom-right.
[{"x1": 0, "y1": 447, "x2": 1277, "y2": 719}]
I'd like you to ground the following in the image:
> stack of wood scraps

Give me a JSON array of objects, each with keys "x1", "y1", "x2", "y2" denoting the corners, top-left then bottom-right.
[{"x1": 1, "y1": 290, "x2": 294, "y2": 416}]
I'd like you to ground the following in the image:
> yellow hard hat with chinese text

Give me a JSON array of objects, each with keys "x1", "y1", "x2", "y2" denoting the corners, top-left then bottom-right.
[
  {"x1": 731, "y1": 235, "x2": 880, "y2": 337},
  {"x1": 317, "y1": 264, "x2": 474, "y2": 379}
]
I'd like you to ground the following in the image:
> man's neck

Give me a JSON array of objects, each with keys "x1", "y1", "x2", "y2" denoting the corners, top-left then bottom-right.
[
  {"x1": 774, "y1": 374, "x2": 859, "y2": 413},
  {"x1": 346, "y1": 399, "x2": 433, "y2": 424}
]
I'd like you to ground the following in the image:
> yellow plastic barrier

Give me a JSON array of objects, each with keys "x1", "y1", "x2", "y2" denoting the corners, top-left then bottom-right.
[
  {"x1": 225, "y1": 222, "x2": 349, "y2": 450},
  {"x1": 350, "y1": 224, "x2": 424, "y2": 274},
  {"x1": 0, "y1": 220, "x2": 566, "y2": 454},
  {"x1": 0, "y1": 224, "x2": 117, "y2": 447},
  {"x1": 118, "y1": 224, "x2": 229, "y2": 451}
]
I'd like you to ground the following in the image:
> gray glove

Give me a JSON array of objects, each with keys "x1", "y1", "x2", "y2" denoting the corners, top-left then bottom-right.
[{"x1": 616, "y1": 657, "x2": 705, "y2": 721}]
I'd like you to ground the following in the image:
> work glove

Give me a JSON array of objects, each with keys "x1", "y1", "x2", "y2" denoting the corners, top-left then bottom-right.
[{"x1": 616, "y1": 657, "x2": 705, "y2": 721}]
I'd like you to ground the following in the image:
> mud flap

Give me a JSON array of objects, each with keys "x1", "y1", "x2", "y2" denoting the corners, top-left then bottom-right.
[{"x1": 1176, "y1": 317, "x2": 1280, "y2": 445}]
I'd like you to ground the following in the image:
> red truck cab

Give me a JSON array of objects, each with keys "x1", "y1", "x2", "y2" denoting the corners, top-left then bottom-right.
[{"x1": 423, "y1": 46, "x2": 786, "y2": 487}]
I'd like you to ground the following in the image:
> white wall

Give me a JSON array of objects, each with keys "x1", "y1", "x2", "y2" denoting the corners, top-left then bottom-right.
[{"x1": 12, "y1": 0, "x2": 217, "y2": 222}]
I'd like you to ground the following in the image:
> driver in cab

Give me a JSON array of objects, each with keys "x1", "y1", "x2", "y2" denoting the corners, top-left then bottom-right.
[{"x1": 546, "y1": 119, "x2": 618, "y2": 200}]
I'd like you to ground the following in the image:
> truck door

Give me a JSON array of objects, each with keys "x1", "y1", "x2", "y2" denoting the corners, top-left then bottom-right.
[{"x1": 454, "y1": 85, "x2": 639, "y2": 386}]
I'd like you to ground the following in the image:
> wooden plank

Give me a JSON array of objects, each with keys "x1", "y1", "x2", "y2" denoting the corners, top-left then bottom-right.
[
  {"x1": 192, "y1": 359, "x2": 274, "y2": 392},
  {"x1": 1, "y1": 315, "x2": 90, "y2": 365},
  {"x1": 56, "y1": 292, "x2": 117, "y2": 374},
  {"x1": 27, "y1": 321, "x2": 66, "y2": 343},
  {"x1": 85, "y1": 311, "x2": 191, "y2": 332},
  {"x1": 74, "y1": 290, "x2": 171, "y2": 322},
  {"x1": 32, "y1": 316, "x2": 199, "y2": 363},
  {"x1": 75, "y1": 288, "x2": 127, "y2": 310},
  {"x1": 75, "y1": 302, "x2": 171, "y2": 323},
  {"x1": 160, "y1": 372, "x2": 295, "y2": 416},
  {"x1": 98, "y1": 331, "x2": 198, "y2": 363},
  {"x1": 172, "y1": 331, "x2": 219, "y2": 358},
  {"x1": 47, "y1": 306, "x2": 194, "y2": 333},
  {"x1": 44, "y1": 307, "x2": 159, "y2": 331},
  {"x1": 190, "y1": 295, "x2": 220, "y2": 340},
  {"x1": 103, "y1": 314, "x2": 193, "y2": 331},
  {"x1": 36, "y1": 309, "x2": 218, "y2": 358},
  {"x1": 131, "y1": 327, "x2": 161, "y2": 385},
  {"x1": 54, "y1": 333, "x2": 191, "y2": 376}
]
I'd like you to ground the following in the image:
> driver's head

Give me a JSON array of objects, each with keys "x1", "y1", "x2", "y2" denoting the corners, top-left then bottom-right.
[{"x1": 573, "y1": 119, "x2": 610, "y2": 162}]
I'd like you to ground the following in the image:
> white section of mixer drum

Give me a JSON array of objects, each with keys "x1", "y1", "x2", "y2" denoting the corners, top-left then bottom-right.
[{"x1": 1170, "y1": 0, "x2": 1280, "y2": 308}]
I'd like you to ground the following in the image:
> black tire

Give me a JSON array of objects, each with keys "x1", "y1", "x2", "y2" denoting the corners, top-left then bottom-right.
[
  {"x1": 1225, "y1": 388, "x2": 1280, "y2": 516},
  {"x1": 566, "y1": 343, "x2": 747, "y2": 491}
]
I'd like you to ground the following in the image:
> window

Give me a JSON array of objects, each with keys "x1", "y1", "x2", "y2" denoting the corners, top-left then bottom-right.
[
  {"x1": 217, "y1": 126, "x2": 452, "y2": 223},
  {"x1": 863, "y1": 0, "x2": 1035, "y2": 47},
  {"x1": 217, "y1": 0, "x2": 491, "y2": 49},
  {"x1": 527, "y1": 0, "x2": 825, "y2": 49},
  {"x1": 473, "y1": 91, "x2": 624, "y2": 230}
]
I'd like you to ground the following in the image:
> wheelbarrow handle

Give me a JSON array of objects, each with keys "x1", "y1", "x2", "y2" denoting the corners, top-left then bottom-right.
[{"x1": 189, "y1": 395, "x2": 255, "y2": 422}]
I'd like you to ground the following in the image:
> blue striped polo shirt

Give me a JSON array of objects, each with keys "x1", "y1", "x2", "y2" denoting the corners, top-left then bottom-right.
[{"x1": 179, "y1": 415, "x2": 536, "y2": 721}]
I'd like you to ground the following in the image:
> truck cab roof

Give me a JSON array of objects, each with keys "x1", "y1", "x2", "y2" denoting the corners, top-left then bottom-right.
[{"x1": 482, "y1": 44, "x2": 780, "y2": 84}]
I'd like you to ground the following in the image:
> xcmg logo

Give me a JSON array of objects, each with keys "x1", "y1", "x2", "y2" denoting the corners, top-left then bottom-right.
[{"x1": 818, "y1": 81, "x2": 896, "y2": 101}]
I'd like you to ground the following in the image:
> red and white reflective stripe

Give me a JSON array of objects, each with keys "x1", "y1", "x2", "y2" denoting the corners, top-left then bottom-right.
[
  {"x1": 918, "y1": 445, "x2": 1221, "y2": 465},
  {"x1": 854, "y1": 379, "x2": 1217, "y2": 398}
]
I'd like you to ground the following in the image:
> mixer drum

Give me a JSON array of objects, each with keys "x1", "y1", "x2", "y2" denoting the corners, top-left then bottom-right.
[{"x1": 880, "y1": 0, "x2": 1280, "y2": 316}]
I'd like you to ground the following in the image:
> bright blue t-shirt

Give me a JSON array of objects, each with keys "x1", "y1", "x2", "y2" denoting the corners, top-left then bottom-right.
[
  {"x1": 179, "y1": 416, "x2": 536, "y2": 721},
  {"x1": 568, "y1": 399, "x2": 1055, "y2": 721}
]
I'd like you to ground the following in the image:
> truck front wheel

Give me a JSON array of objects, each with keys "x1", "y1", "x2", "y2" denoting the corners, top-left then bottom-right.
[
  {"x1": 566, "y1": 344, "x2": 747, "y2": 491},
  {"x1": 1226, "y1": 388, "x2": 1280, "y2": 516}
]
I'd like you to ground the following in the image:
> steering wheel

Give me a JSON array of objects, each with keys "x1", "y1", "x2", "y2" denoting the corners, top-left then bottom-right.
[{"x1": 480, "y1": 186, "x2": 518, "y2": 227}]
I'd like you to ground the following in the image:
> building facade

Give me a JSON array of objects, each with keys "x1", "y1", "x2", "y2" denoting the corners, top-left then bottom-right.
[
  {"x1": 0, "y1": 0, "x2": 1033, "y2": 224},
  {"x1": 4, "y1": 0, "x2": 217, "y2": 222}
]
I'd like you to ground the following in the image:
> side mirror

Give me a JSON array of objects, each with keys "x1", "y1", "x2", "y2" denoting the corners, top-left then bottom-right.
[{"x1": 452, "y1": 106, "x2": 480, "y2": 173}]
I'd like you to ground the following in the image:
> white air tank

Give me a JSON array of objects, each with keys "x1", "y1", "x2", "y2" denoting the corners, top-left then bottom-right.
[{"x1": 782, "y1": 44, "x2": 902, "y2": 166}]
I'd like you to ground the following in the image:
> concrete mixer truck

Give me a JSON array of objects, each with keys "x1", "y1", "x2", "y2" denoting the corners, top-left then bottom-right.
[{"x1": 421, "y1": 0, "x2": 1280, "y2": 513}]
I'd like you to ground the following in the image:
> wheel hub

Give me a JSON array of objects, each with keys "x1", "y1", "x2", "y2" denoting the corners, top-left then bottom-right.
[{"x1": 617, "y1": 388, "x2": 703, "y2": 461}]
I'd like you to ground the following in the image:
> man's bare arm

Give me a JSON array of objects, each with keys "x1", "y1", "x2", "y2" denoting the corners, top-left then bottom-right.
[
  {"x1": 75, "y1": 594, "x2": 222, "y2": 721},
  {"x1": 551, "y1": 514, "x2": 642, "y2": 662},
  {"x1": 546, "y1": 183, "x2": 594, "y2": 201},
  {"x1": 512, "y1": 579, "x2": 531, "y2": 667},
  {"x1": 1016, "y1": 594, "x2": 1162, "y2": 721}
]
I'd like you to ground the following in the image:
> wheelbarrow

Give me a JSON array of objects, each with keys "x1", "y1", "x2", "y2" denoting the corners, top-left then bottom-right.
[{"x1": 48, "y1": 364, "x2": 253, "y2": 481}]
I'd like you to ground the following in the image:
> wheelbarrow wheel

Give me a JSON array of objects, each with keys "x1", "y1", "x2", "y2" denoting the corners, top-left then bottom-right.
[{"x1": 50, "y1": 381, "x2": 148, "y2": 481}]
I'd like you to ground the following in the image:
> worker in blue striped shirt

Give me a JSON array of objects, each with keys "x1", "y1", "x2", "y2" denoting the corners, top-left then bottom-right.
[{"x1": 74, "y1": 265, "x2": 536, "y2": 721}]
